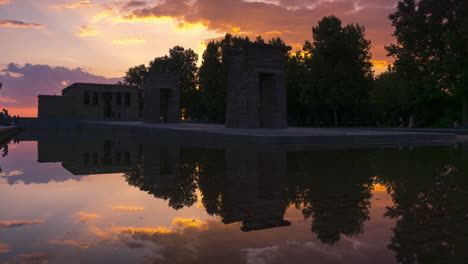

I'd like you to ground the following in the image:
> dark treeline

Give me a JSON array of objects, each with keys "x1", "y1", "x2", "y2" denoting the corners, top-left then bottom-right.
[{"x1": 124, "y1": 0, "x2": 467, "y2": 127}]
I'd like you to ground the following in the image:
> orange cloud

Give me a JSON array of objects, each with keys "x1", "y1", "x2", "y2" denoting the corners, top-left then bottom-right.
[
  {"x1": 0, "y1": 19, "x2": 45, "y2": 29},
  {"x1": 372, "y1": 183, "x2": 387, "y2": 192},
  {"x1": 50, "y1": 1, "x2": 92, "y2": 9},
  {"x1": 0, "y1": 0, "x2": 10, "y2": 5},
  {"x1": 119, "y1": 0, "x2": 398, "y2": 63},
  {"x1": 77, "y1": 212, "x2": 99, "y2": 223},
  {"x1": 111, "y1": 226, "x2": 172, "y2": 234},
  {"x1": 0, "y1": 220, "x2": 44, "y2": 228},
  {"x1": 77, "y1": 26, "x2": 100, "y2": 37},
  {"x1": 112, "y1": 206, "x2": 145, "y2": 211},
  {"x1": 16, "y1": 253, "x2": 53, "y2": 264},
  {"x1": 0, "y1": 96, "x2": 17, "y2": 103},
  {"x1": 49, "y1": 240, "x2": 90, "y2": 248},
  {"x1": 4, "y1": 107, "x2": 37, "y2": 117},
  {"x1": 111, "y1": 38, "x2": 146, "y2": 44},
  {"x1": 372, "y1": 60, "x2": 391, "y2": 68},
  {"x1": 0, "y1": 243, "x2": 11, "y2": 254}
]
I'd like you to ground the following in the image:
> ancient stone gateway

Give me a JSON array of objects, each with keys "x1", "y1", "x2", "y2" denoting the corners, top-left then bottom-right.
[
  {"x1": 224, "y1": 43, "x2": 291, "y2": 129},
  {"x1": 143, "y1": 72, "x2": 180, "y2": 123}
]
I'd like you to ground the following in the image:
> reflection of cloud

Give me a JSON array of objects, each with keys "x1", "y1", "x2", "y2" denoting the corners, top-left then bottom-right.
[
  {"x1": 0, "y1": 19, "x2": 45, "y2": 29},
  {"x1": 50, "y1": 1, "x2": 92, "y2": 9},
  {"x1": 112, "y1": 206, "x2": 144, "y2": 211},
  {"x1": 77, "y1": 212, "x2": 99, "y2": 223},
  {"x1": 77, "y1": 26, "x2": 100, "y2": 37},
  {"x1": 372, "y1": 183, "x2": 387, "y2": 192},
  {"x1": 49, "y1": 240, "x2": 90, "y2": 248},
  {"x1": 244, "y1": 245, "x2": 280, "y2": 264},
  {"x1": 0, "y1": 220, "x2": 44, "y2": 228},
  {"x1": 0, "y1": 243, "x2": 11, "y2": 254},
  {"x1": 111, "y1": 38, "x2": 146, "y2": 44},
  {"x1": 16, "y1": 253, "x2": 53, "y2": 264},
  {"x1": 0, "y1": 170, "x2": 23, "y2": 177}
]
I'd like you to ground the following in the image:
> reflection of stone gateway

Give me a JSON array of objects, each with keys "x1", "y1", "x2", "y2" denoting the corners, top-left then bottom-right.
[
  {"x1": 144, "y1": 72, "x2": 180, "y2": 123},
  {"x1": 224, "y1": 43, "x2": 291, "y2": 129}
]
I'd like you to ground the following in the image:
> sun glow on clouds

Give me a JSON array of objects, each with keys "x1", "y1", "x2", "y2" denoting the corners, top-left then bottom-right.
[
  {"x1": 50, "y1": 1, "x2": 92, "y2": 9},
  {"x1": 49, "y1": 240, "x2": 90, "y2": 248},
  {"x1": 77, "y1": 26, "x2": 100, "y2": 37},
  {"x1": 0, "y1": 220, "x2": 44, "y2": 228},
  {"x1": 77, "y1": 212, "x2": 99, "y2": 223},
  {"x1": 0, "y1": 244, "x2": 11, "y2": 254},
  {"x1": 0, "y1": 19, "x2": 45, "y2": 29},
  {"x1": 0, "y1": 0, "x2": 10, "y2": 5},
  {"x1": 111, "y1": 38, "x2": 146, "y2": 44},
  {"x1": 112, "y1": 206, "x2": 145, "y2": 211}
]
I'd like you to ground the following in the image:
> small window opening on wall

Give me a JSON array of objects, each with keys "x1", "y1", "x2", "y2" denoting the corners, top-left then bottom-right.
[
  {"x1": 93, "y1": 92, "x2": 99, "y2": 104},
  {"x1": 116, "y1": 93, "x2": 122, "y2": 105},
  {"x1": 84, "y1": 91, "x2": 90, "y2": 104},
  {"x1": 125, "y1": 93, "x2": 131, "y2": 105}
]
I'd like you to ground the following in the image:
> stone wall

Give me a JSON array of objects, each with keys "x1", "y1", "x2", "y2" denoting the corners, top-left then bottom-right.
[
  {"x1": 225, "y1": 43, "x2": 291, "y2": 129},
  {"x1": 38, "y1": 95, "x2": 75, "y2": 118},
  {"x1": 144, "y1": 72, "x2": 180, "y2": 123}
]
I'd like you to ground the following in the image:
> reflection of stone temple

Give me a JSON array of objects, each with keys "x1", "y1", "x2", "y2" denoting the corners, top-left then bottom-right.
[
  {"x1": 140, "y1": 144, "x2": 181, "y2": 196},
  {"x1": 222, "y1": 150, "x2": 290, "y2": 231},
  {"x1": 37, "y1": 140, "x2": 139, "y2": 175}
]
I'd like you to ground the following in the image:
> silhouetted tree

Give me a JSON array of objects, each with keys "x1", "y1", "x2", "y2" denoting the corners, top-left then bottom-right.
[
  {"x1": 123, "y1": 64, "x2": 148, "y2": 117},
  {"x1": 149, "y1": 46, "x2": 200, "y2": 120},
  {"x1": 198, "y1": 34, "x2": 250, "y2": 123},
  {"x1": 387, "y1": 0, "x2": 468, "y2": 126},
  {"x1": 370, "y1": 66, "x2": 411, "y2": 126},
  {"x1": 302, "y1": 15, "x2": 373, "y2": 127}
]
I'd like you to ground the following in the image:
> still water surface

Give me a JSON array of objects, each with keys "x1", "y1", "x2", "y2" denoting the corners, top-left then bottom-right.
[{"x1": 0, "y1": 135, "x2": 467, "y2": 264}]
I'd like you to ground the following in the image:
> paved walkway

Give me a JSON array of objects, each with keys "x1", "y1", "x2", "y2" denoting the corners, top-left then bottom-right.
[{"x1": 85, "y1": 121, "x2": 455, "y2": 137}]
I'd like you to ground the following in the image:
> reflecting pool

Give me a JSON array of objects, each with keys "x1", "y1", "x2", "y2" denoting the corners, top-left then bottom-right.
[{"x1": 0, "y1": 132, "x2": 467, "y2": 264}]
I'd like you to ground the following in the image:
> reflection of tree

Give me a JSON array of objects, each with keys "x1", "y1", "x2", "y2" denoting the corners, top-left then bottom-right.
[
  {"x1": 374, "y1": 147, "x2": 468, "y2": 264},
  {"x1": 195, "y1": 148, "x2": 226, "y2": 216},
  {"x1": 287, "y1": 150, "x2": 373, "y2": 245},
  {"x1": 124, "y1": 145, "x2": 198, "y2": 210}
]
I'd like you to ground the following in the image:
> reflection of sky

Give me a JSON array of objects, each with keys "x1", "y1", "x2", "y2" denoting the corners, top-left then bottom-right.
[{"x1": 0, "y1": 141, "x2": 397, "y2": 263}]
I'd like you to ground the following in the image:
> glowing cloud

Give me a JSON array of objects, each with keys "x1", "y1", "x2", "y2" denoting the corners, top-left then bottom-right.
[
  {"x1": 0, "y1": 95, "x2": 17, "y2": 103},
  {"x1": 0, "y1": 0, "x2": 10, "y2": 5},
  {"x1": 0, "y1": 243, "x2": 11, "y2": 254},
  {"x1": 16, "y1": 253, "x2": 53, "y2": 263},
  {"x1": 0, "y1": 220, "x2": 44, "y2": 228},
  {"x1": 372, "y1": 60, "x2": 391, "y2": 68},
  {"x1": 49, "y1": 240, "x2": 90, "y2": 248},
  {"x1": 111, "y1": 206, "x2": 144, "y2": 211},
  {"x1": 0, "y1": 19, "x2": 45, "y2": 29},
  {"x1": 77, "y1": 212, "x2": 99, "y2": 223},
  {"x1": 111, "y1": 38, "x2": 146, "y2": 44},
  {"x1": 50, "y1": 1, "x2": 92, "y2": 9},
  {"x1": 0, "y1": 170, "x2": 23, "y2": 176},
  {"x1": 77, "y1": 26, "x2": 100, "y2": 37}
]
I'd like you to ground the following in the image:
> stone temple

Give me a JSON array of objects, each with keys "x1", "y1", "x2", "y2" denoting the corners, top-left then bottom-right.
[
  {"x1": 224, "y1": 43, "x2": 291, "y2": 129},
  {"x1": 38, "y1": 83, "x2": 139, "y2": 120},
  {"x1": 143, "y1": 71, "x2": 180, "y2": 123}
]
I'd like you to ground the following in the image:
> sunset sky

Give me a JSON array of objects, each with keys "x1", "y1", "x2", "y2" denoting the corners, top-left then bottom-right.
[{"x1": 0, "y1": 0, "x2": 398, "y2": 116}]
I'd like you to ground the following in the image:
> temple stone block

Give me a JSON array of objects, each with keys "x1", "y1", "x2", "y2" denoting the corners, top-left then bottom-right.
[
  {"x1": 144, "y1": 72, "x2": 180, "y2": 123},
  {"x1": 224, "y1": 43, "x2": 291, "y2": 129}
]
